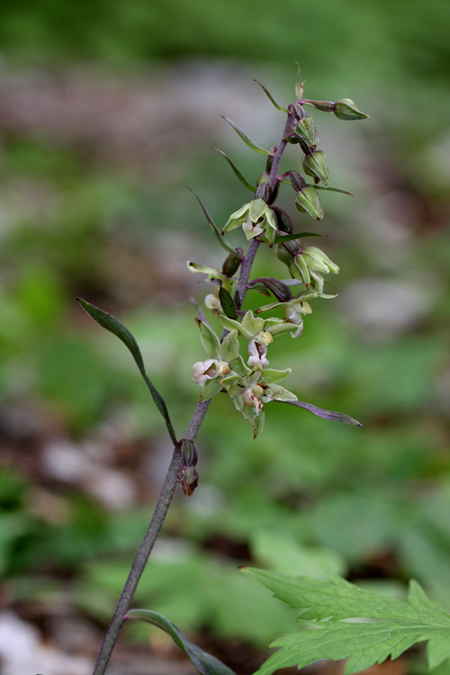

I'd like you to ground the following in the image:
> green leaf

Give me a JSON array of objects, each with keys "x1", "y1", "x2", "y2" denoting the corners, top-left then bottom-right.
[
  {"x1": 274, "y1": 231, "x2": 325, "y2": 244},
  {"x1": 259, "y1": 368, "x2": 291, "y2": 385},
  {"x1": 77, "y1": 299, "x2": 177, "y2": 446},
  {"x1": 127, "y1": 609, "x2": 236, "y2": 675},
  {"x1": 187, "y1": 187, "x2": 240, "y2": 257},
  {"x1": 222, "y1": 117, "x2": 271, "y2": 156},
  {"x1": 195, "y1": 319, "x2": 221, "y2": 359},
  {"x1": 242, "y1": 570, "x2": 450, "y2": 675},
  {"x1": 308, "y1": 184, "x2": 354, "y2": 196},
  {"x1": 278, "y1": 399, "x2": 362, "y2": 426},
  {"x1": 253, "y1": 79, "x2": 288, "y2": 112},
  {"x1": 219, "y1": 287, "x2": 237, "y2": 320},
  {"x1": 214, "y1": 149, "x2": 256, "y2": 193}
]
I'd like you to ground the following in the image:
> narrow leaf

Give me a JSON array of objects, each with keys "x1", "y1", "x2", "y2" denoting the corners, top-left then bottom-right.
[
  {"x1": 274, "y1": 231, "x2": 325, "y2": 244},
  {"x1": 127, "y1": 610, "x2": 236, "y2": 675},
  {"x1": 77, "y1": 299, "x2": 178, "y2": 445},
  {"x1": 309, "y1": 184, "x2": 354, "y2": 196},
  {"x1": 219, "y1": 287, "x2": 237, "y2": 320},
  {"x1": 222, "y1": 116, "x2": 271, "y2": 155},
  {"x1": 214, "y1": 149, "x2": 256, "y2": 193},
  {"x1": 277, "y1": 399, "x2": 362, "y2": 426},
  {"x1": 187, "y1": 187, "x2": 240, "y2": 257},
  {"x1": 253, "y1": 79, "x2": 288, "y2": 112}
]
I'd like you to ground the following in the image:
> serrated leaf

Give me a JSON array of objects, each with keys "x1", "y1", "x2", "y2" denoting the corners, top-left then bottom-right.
[
  {"x1": 195, "y1": 319, "x2": 221, "y2": 359},
  {"x1": 277, "y1": 399, "x2": 362, "y2": 426},
  {"x1": 222, "y1": 116, "x2": 271, "y2": 156},
  {"x1": 219, "y1": 329, "x2": 240, "y2": 362},
  {"x1": 214, "y1": 149, "x2": 256, "y2": 193},
  {"x1": 253, "y1": 79, "x2": 288, "y2": 112},
  {"x1": 77, "y1": 299, "x2": 177, "y2": 446},
  {"x1": 127, "y1": 610, "x2": 236, "y2": 675},
  {"x1": 242, "y1": 570, "x2": 450, "y2": 675},
  {"x1": 187, "y1": 187, "x2": 240, "y2": 256},
  {"x1": 219, "y1": 287, "x2": 237, "y2": 320}
]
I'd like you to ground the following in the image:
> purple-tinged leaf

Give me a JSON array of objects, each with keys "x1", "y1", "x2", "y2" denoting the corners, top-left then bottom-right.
[
  {"x1": 248, "y1": 277, "x2": 292, "y2": 302},
  {"x1": 277, "y1": 400, "x2": 362, "y2": 427}
]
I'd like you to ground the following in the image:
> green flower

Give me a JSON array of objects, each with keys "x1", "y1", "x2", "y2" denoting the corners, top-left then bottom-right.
[{"x1": 223, "y1": 199, "x2": 277, "y2": 243}]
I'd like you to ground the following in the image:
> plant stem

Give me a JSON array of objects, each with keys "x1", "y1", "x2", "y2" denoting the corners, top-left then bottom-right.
[
  {"x1": 91, "y1": 400, "x2": 211, "y2": 675},
  {"x1": 91, "y1": 109, "x2": 293, "y2": 675}
]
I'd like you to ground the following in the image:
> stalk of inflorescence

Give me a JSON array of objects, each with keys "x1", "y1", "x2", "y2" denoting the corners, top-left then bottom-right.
[{"x1": 81, "y1": 67, "x2": 368, "y2": 675}]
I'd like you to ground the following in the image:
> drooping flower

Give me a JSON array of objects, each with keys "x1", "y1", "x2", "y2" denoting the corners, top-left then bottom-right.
[
  {"x1": 192, "y1": 359, "x2": 230, "y2": 386},
  {"x1": 223, "y1": 199, "x2": 277, "y2": 244}
]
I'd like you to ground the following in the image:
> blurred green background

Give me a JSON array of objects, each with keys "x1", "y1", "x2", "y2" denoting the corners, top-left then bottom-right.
[{"x1": 1, "y1": 1, "x2": 449, "y2": 673}]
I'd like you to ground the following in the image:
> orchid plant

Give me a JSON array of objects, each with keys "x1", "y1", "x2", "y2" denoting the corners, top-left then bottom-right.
[{"x1": 79, "y1": 66, "x2": 369, "y2": 675}]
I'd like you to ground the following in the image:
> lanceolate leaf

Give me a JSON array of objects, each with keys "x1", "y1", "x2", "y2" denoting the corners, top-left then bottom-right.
[
  {"x1": 77, "y1": 299, "x2": 178, "y2": 445},
  {"x1": 309, "y1": 184, "x2": 354, "y2": 196},
  {"x1": 274, "y1": 231, "x2": 325, "y2": 244},
  {"x1": 127, "y1": 610, "x2": 236, "y2": 675},
  {"x1": 241, "y1": 569, "x2": 450, "y2": 675},
  {"x1": 187, "y1": 187, "x2": 241, "y2": 257},
  {"x1": 214, "y1": 149, "x2": 256, "y2": 193},
  {"x1": 253, "y1": 79, "x2": 288, "y2": 112},
  {"x1": 222, "y1": 116, "x2": 271, "y2": 156},
  {"x1": 277, "y1": 399, "x2": 362, "y2": 427}
]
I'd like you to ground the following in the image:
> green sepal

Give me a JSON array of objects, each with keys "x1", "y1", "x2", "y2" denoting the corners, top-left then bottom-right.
[
  {"x1": 127, "y1": 610, "x2": 236, "y2": 675},
  {"x1": 222, "y1": 116, "x2": 271, "y2": 155},
  {"x1": 301, "y1": 252, "x2": 330, "y2": 274},
  {"x1": 253, "y1": 79, "x2": 288, "y2": 112},
  {"x1": 219, "y1": 287, "x2": 237, "y2": 319},
  {"x1": 259, "y1": 368, "x2": 292, "y2": 385},
  {"x1": 214, "y1": 149, "x2": 256, "y2": 193},
  {"x1": 295, "y1": 187, "x2": 324, "y2": 220},
  {"x1": 195, "y1": 319, "x2": 221, "y2": 359},
  {"x1": 241, "y1": 405, "x2": 265, "y2": 439},
  {"x1": 305, "y1": 99, "x2": 336, "y2": 113},
  {"x1": 264, "y1": 384, "x2": 297, "y2": 402},
  {"x1": 199, "y1": 377, "x2": 224, "y2": 402},
  {"x1": 187, "y1": 187, "x2": 240, "y2": 257},
  {"x1": 77, "y1": 299, "x2": 178, "y2": 446},
  {"x1": 292, "y1": 254, "x2": 311, "y2": 285},
  {"x1": 303, "y1": 150, "x2": 329, "y2": 186},
  {"x1": 229, "y1": 354, "x2": 252, "y2": 376},
  {"x1": 267, "y1": 322, "x2": 299, "y2": 337},
  {"x1": 220, "y1": 329, "x2": 240, "y2": 362},
  {"x1": 242, "y1": 310, "x2": 265, "y2": 336}
]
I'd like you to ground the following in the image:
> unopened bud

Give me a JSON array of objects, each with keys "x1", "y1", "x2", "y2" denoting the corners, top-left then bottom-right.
[
  {"x1": 295, "y1": 117, "x2": 317, "y2": 147},
  {"x1": 334, "y1": 98, "x2": 369, "y2": 121},
  {"x1": 303, "y1": 246, "x2": 340, "y2": 274},
  {"x1": 303, "y1": 150, "x2": 329, "y2": 185},
  {"x1": 179, "y1": 438, "x2": 198, "y2": 467},
  {"x1": 288, "y1": 171, "x2": 306, "y2": 193},
  {"x1": 295, "y1": 186, "x2": 324, "y2": 220},
  {"x1": 272, "y1": 207, "x2": 293, "y2": 234},
  {"x1": 222, "y1": 252, "x2": 242, "y2": 278},
  {"x1": 255, "y1": 182, "x2": 270, "y2": 202},
  {"x1": 178, "y1": 439, "x2": 199, "y2": 497}
]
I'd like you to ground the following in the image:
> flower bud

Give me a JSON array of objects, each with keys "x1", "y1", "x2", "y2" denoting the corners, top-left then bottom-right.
[
  {"x1": 177, "y1": 438, "x2": 199, "y2": 497},
  {"x1": 205, "y1": 293, "x2": 221, "y2": 310},
  {"x1": 302, "y1": 150, "x2": 329, "y2": 185},
  {"x1": 256, "y1": 182, "x2": 270, "y2": 202},
  {"x1": 334, "y1": 98, "x2": 369, "y2": 121},
  {"x1": 303, "y1": 246, "x2": 340, "y2": 274},
  {"x1": 295, "y1": 186, "x2": 323, "y2": 220},
  {"x1": 272, "y1": 207, "x2": 293, "y2": 234},
  {"x1": 222, "y1": 251, "x2": 242, "y2": 278},
  {"x1": 288, "y1": 171, "x2": 306, "y2": 193},
  {"x1": 295, "y1": 116, "x2": 317, "y2": 147}
]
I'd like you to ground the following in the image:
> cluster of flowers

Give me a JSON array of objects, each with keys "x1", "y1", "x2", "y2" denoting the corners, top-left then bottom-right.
[{"x1": 189, "y1": 78, "x2": 368, "y2": 437}]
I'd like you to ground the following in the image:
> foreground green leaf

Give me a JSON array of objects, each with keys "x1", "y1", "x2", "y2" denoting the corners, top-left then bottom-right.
[
  {"x1": 127, "y1": 609, "x2": 236, "y2": 675},
  {"x1": 242, "y1": 569, "x2": 450, "y2": 675},
  {"x1": 77, "y1": 299, "x2": 177, "y2": 445}
]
